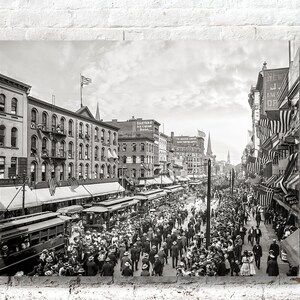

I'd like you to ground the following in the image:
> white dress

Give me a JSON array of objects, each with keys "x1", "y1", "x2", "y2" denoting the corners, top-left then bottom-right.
[
  {"x1": 249, "y1": 256, "x2": 256, "y2": 275},
  {"x1": 240, "y1": 256, "x2": 250, "y2": 276}
]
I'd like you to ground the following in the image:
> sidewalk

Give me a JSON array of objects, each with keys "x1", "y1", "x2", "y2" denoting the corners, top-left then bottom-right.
[{"x1": 242, "y1": 214, "x2": 289, "y2": 276}]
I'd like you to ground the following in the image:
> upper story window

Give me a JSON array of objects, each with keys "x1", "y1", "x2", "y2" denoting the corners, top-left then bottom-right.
[
  {"x1": 122, "y1": 143, "x2": 127, "y2": 151},
  {"x1": 0, "y1": 94, "x2": 5, "y2": 112},
  {"x1": 31, "y1": 109, "x2": 37, "y2": 127},
  {"x1": 79, "y1": 122, "x2": 83, "y2": 137},
  {"x1": 141, "y1": 143, "x2": 145, "y2": 151},
  {"x1": 11, "y1": 128, "x2": 17, "y2": 147},
  {"x1": 31, "y1": 135, "x2": 37, "y2": 150},
  {"x1": 11, "y1": 98, "x2": 17, "y2": 115},
  {"x1": 101, "y1": 129, "x2": 105, "y2": 142},
  {"x1": 42, "y1": 112, "x2": 48, "y2": 128},
  {"x1": 68, "y1": 119, "x2": 73, "y2": 136},
  {"x1": 60, "y1": 117, "x2": 65, "y2": 131},
  {"x1": 132, "y1": 143, "x2": 136, "y2": 152},
  {"x1": 95, "y1": 127, "x2": 99, "y2": 141},
  {"x1": 51, "y1": 114, "x2": 57, "y2": 130},
  {"x1": 0, "y1": 125, "x2": 5, "y2": 146}
]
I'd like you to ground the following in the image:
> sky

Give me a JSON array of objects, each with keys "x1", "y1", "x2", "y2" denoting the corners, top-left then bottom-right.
[{"x1": 0, "y1": 41, "x2": 289, "y2": 165}]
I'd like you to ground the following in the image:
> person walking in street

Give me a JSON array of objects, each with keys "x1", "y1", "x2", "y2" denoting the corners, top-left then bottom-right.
[
  {"x1": 153, "y1": 254, "x2": 163, "y2": 276},
  {"x1": 252, "y1": 241, "x2": 262, "y2": 270},
  {"x1": 130, "y1": 244, "x2": 140, "y2": 272},
  {"x1": 269, "y1": 239, "x2": 280, "y2": 261},
  {"x1": 100, "y1": 258, "x2": 114, "y2": 276},
  {"x1": 254, "y1": 226, "x2": 262, "y2": 244},
  {"x1": 140, "y1": 264, "x2": 150, "y2": 276},
  {"x1": 248, "y1": 226, "x2": 255, "y2": 246},
  {"x1": 122, "y1": 262, "x2": 133, "y2": 277},
  {"x1": 240, "y1": 250, "x2": 250, "y2": 276},
  {"x1": 248, "y1": 251, "x2": 256, "y2": 276},
  {"x1": 255, "y1": 212, "x2": 261, "y2": 227},
  {"x1": 266, "y1": 253, "x2": 279, "y2": 276},
  {"x1": 120, "y1": 252, "x2": 132, "y2": 273},
  {"x1": 171, "y1": 241, "x2": 179, "y2": 268}
]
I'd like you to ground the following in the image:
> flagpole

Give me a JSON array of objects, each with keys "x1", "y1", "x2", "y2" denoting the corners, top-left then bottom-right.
[{"x1": 80, "y1": 73, "x2": 83, "y2": 108}]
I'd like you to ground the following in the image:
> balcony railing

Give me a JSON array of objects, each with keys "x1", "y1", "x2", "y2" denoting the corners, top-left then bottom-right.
[
  {"x1": 42, "y1": 150, "x2": 67, "y2": 160},
  {"x1": 39, "y1": 125, "x2": 67, "y2": 137}
]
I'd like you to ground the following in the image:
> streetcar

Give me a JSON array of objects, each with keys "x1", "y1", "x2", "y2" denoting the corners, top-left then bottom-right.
[
  {"x1": 0, "y1": 211, "x2": 70, "y2": 275},
  {"x1": 82, "y1": 196, "x2": 140, "y2": 231},
  {"x1": 134, "y1": 189, "x2": 168, "y2": 213}
]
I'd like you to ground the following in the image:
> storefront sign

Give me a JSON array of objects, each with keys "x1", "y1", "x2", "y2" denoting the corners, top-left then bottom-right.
[{"x1": 136, "y1": 120, "x2": 154, "y2": 132}]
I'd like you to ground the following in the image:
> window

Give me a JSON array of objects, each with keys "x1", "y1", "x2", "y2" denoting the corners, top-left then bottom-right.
[
  {"x1": 68, "y1": 120, "x2": 73, "y2": 136},
  {"x1": 141, "y1": 155, "x2": 145, "y2": 163},
  {"x1": 95, "y1": 146, "x2": 99, "y2": 160},
  {"x1": 107, "y1": 131, "x2": 111, "y2": 144},
  {"x1": 68, "y1": 142, "x2": 73, "y2": 159},
  {"x1": 31, "y1": 109, "x2": 37, "y2": 127},
  {"x1": 132, "y1": 143, "x2": 136, "y2": 152},
  {"x1": 107, "y1": 164, "x2": 111, "y2": 178},
  {"x1": 141, "y1": 168, "x2": 145, "y2": 178},
  {"x1": 0, "y1": 94, "x2": 5, "y2": 112},
  {"x1": 79, "y1": 123, "x2": 83, "y2": 138},
  {"x1": 131, "y1": 169, "x2": 136, "y2": 178},
  {"x1": 42, "y1": 163, "x2": 47, "y2": 182},
  {"x1": 10, "y1": 157, "x2": 17, "y2": 178},
  {"x1": 85, "y1": 164, "x2": 89, "y2": 179},
  {"x1": 79, "y1": 164, "x2": 83, "y2": 179},
  {"x1": 122, "y1": 143, "x2": 127, "y2": 151},
  {"x1": 11, "y1": 128, "x2": 17, "y2": 147},
  {"x1": 68, "y1": 163, "x2": 73, "y2": 178},
  {"x1": 42, "y1": 112, "x2": 48, "y2": 128},
  {"x1": 141, "y1": 143, "x2": 145, "y2": 151},
  {"x1": 112, "y1": 165, "x2": 116, "y2": 178},
  {"x1": 122, "y1": 156, "x2": 127, "y2": 164},
  {"x1": 11, "y1": 98, "x2": 17, "y2": 115},
  {"x1": 51, "y1": 140, "x2": 57, "y2": 157},
  {"x1": 132, "y1": 156, "x2": 136, "y2": 164},
  {"x1": 79, "y1": 144, "x2": 83, "y2": 160},
  {"x1": 85, "y1": 144, "x2": 89, "y2": 159},
  {"x1": 95, "y1": 127, "x2": 99, "y2": 141},
  {"x1": 101, "y1": 129, "x2": 105, "y2": 142},
  {"x1": 60, "y1": 164, "x2": 65, "y2": 181},
  {"x1": 94, "y1": 164, "x2": 99, "y2": 179},
  {"x1": 101, "y1": 147, "x2": 105, "y2": 161},
  {"x1": 113, "y1": 132, "x2": 117, "y2": 145},
  {"x1": 0, "y1": 157, "x2": 4, "y2": 178},
  {"x1": 51, "y1": 115, "x2": 57, "y2": 130},
  {"x1": 0, "y1": 125, "x2": 5, "y2": 146},
  {"x1": 85, "y1": 124, "x2": 89, "y2": 135},
  {"x1": 30, "y1": 162, "x2": 37, "y2": 182},
  {"x1": 42, "y1": 138, "x2": 48, "y2": 151},
  {"x1": 100, "y1": 165, "x2": 105, "y2": 179},
  {"x1": 59, "y1": 141, "x2": 65, "y2": 157},
  {"x1": 31, "y1": 135, "x2": 37, "y2": 150},
  {"x1": 60, "y1": 117, "x2": 65, "y2": 131}
]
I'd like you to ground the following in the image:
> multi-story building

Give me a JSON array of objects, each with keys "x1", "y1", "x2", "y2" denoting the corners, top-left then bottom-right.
[
  {"x1": 0, "y1": 74, "x2": 31, "y2": 179},
  {"x1": 27, "y1": 97, "x2": 119, "y2": 184},
  {"x1": 170, "y1": 131, "x2": 206, "y2": 178},
  {"x1": 159, "y1": 132, "x2": 168, "y2": 172}
]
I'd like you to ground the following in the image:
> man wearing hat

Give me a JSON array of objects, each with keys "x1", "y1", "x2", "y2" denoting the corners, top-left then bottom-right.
[
  {"x1": 101, "y1": 258, "x2": 114, "y2": 276},
  {"x1": 149, "y1": 246, "x2": 157, "y2": 271},
  {"x1": 122, "y1": 261, "x2": 133, "y2": 277},
  {"x1": 269, "y1": 239, "x2": 279, "y2": 260},
  {"x1": 254, "y1": 226, "x2": 262, "y2": 244},
  {"x1": 120, "y1": 251, "x2": 132, "y2": 272},
  {"x1": 153, "y1": 254, "x2": 163, "y2": 276},
  {"x1": 130, "y1": 244, "x2": 140, "y2": 272},
  {"x1": 143, "y1": 238, "x2": 151, "y2": 255},
  {"x1": 141, "y1": 254, "x2": 150, "y2": 271},
  {"x1": 252, "y1": 241, "x2": 262, "y2": 269},
  {"x1": 171, "y1": 241, "x2": 179, "y2": 268},
  {"x1": 140, "y1": 264, "x2": 150, "y2": 276}
]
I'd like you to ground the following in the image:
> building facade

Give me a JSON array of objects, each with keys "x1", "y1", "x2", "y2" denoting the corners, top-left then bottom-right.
[
  {"x1": 159, "y1": 132, "x2": 168, "y2": 173},
  {"x1": 0, "y1": 74, "x2": 31, "y2": 179},
  {"x1": 27, "y1": 97, "x2": 119, "y2": 185}
]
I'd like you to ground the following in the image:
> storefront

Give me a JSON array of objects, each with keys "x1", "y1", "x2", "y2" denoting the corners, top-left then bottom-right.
[{"x1": 0, "y1": 185, "x2": 42, "y2": 219}]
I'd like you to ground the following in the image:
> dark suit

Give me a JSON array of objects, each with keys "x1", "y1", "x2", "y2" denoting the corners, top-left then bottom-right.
[
  {"x1": 254, "y1": 228, "x2": 262, "y2": 244},
  {"x1": 252, "y1": 244, "x2": 262, "y2": 269},
  {"x1": 171, "y1": 245, "x2": 179, "y2": 268}
]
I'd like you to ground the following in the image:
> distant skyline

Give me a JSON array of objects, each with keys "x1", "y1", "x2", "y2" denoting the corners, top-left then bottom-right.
[{"x1": 0, "y1": 41, "x2": 289, "y2": 164}]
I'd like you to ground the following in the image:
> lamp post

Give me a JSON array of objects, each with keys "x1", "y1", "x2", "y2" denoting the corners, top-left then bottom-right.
[
  {"x1": 206, "y1": 159, "x2": 211, "y2": 249},
  {"x1": 21, "y1": 172, "x2": 30, "y2": 216}
]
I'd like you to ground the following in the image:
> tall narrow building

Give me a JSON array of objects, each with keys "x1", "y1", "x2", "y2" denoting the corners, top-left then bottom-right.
[
  {"x1": 206, "y1": 132, "x2": 213, "y2": 156},
  {"x1": 95, "y1": 102, "x2": 100, "y2": 121},
  {"x1": 227, "y1": 151, "x2": 231, "y2": 164}
]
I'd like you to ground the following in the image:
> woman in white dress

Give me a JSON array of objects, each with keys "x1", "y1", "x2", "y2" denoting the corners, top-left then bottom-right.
[
  {"x1": 240, "y1": 250, "x2": 251, "y2": 276},
  {"x1": 248, "y1": 251, "x2": 256, "y2": 276}
]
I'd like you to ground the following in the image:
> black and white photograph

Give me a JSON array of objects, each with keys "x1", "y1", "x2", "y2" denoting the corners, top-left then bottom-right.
[{"x1": 0, "y1": 40, "x2": 299, "y2": 280}]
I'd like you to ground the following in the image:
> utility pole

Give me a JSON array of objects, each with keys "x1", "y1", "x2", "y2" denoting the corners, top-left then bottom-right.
[
  {"x1": 21, "y1": 172, "x2": 27, "y2": 216},
  {"x1": 206, "y1": 159, "x2": 211, "y2": 249}
]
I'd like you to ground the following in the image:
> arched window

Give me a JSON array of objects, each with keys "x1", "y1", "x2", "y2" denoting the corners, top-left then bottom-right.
[
  {"x1": 30, "y1": 162, "x2": 37, "y2": 182},
  {"x1": 68, "y1": 163, "x2": 73, "y2": 178},
  {"x1": 101, "y1": 147, "x2": 105, "y2": 161},
  {"x1": 95, "y1": 146, "x2": 99, "y2": 160},
  {"x1": 122, "y1": 156, "x2": 127, "y2": 164},
  {"x1": 68, "y1": 142, "x2": 73, "y2": 159},
  {"x1": 85, "y1": 164, "x2": 89, "y2": 179},
  {"x1": 79, "y1": 163, "x2": 83, "y2": 179},
  {"x1": 41, "y1": 163, "x2": 47, "y2": 182},
  {"x1": 85, "y1": 124, "x2": 89, "y2": 135},
  {"x1": 132, "y1": 155, "x2": 136, "y2": 164},
  {"x1": 60, "y1": 141, "x2": 65, "y2": 157},
  {"x1": 95, "y1": 127, "x2": 99, "y2": 141},
  {"x1": 60, "y1": 163, "x2": 65, "y2": 180},
  {"x1": 68, "y1": 119, "x2": 73, "y2": 136},
  {"x1": 31, "y1": 109, "x2": 37, "y2": 127},
  {"x1": 141, "y1": 143, "x2": 145, "y2": 151},
  {"x1": 51, "y1": 140, "x2": 57, "y2": 157},
  {"x1": 85, "y1": 144, "x2": 89, "y2": 159},
  {"x1": 132, "y1": 143, "x2": 136, "y2": 152},
  {"x1": 101, "y1": 129, "x2": 105, "y2": 142},
  {"x1": 51, "y1": 114, "x2": 57, "y2": 130},
  {"x1": 0, "y1": 94, "x2": 5, "y2": 112},
  {"x1": 141, "y1": 168, "x2": 145, "y2": 178},
  {"x1": 107, "y1": 130, "x2": 111, "y2": 144},
  {"x1": 42, "y1": 112, "x2": 48, "y2": 128},
  {"x1": 11, "y1": 128, "x2": 17, "y2": 147},
  {"x1": 79, "y1": 144, "x2": 83, "y2": 160},
  {"x1": 122, "y1": 143, "x2": 127, "y2": 151},
  {"x1": 100, "y1": 165, "x2": 105, "y2": 179},
  {"x1": 141, "y1": 155, "x2": 145, "y2": 163},
  {"x1": 79, "y1": 122, "x2": 83, "y2": 138},
  {"x1": 60, "y1": 117, "x2": 65, "y2": 131},
  {"x1": 113, "y1": 132, "x2": 117, "y2": 145},
  {"x1": 107, "y1": 164, "x2": 111, "y2": 178},
  {"x1": 31, "y1": 135, "x2": 37, "y2": 150},
  {"x1": 11, "y1": 98, "x2": 17, "y2": 115},
  {"x1": 0, "y1": 157, "x2": 4, "y2": 178},
  {"x1": 42, "y1": 137, "x2": 48, "y2": 150},
  {"x1": 94, "y1": 164, "x2": 99, "y2": 179},
  {"x1": 0, "y1": 125, "x2": 5, "y2": 146}
]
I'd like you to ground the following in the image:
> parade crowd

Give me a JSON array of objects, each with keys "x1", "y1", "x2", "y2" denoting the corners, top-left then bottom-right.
[{"x1": 23, "y1": 187, "x2": 297, "y2": 277}]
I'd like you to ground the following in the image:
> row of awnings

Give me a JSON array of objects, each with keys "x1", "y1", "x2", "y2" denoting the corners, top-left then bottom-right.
[
  {"x1": 138, "y1": 176, "x2": 173, "y2": 186},
  {"x1": 0, "y1": 182, "x2": 125, "y2": 212}
]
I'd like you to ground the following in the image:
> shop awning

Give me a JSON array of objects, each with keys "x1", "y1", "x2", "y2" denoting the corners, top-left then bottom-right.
[
  {"x1": 155, "y1": 175, "x2": 173, "y2": 185},
  {"x1": 56, "y1": 205, "x2": 83, "y2": 214},
  {"x1": 274, "y1": 175, "x2": 284, "y2": 188},
  {"x1": 0, "y1": 185, "x2": 41, "y2": 211},
  {"x1": 138, "y1": 178, "x2": 158, "y2": 186},
  {"x1": 281, "y1": 229, "x2": 299, "y2": 267},
  {"x1": 83, "y1": 182, "x2": 125, "y2": 197},
  {"x1": 35, "y1": 185, "x2": 91, "y2": 204},
  {"x1": 264, "y1": 175, "x2": 278, "y2": 187}
]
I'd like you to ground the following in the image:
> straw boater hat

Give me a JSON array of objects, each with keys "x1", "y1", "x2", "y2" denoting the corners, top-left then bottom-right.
[
  {"x1": 88, "y1": 256, "x2": 94, "y2": 261},
  {"x1": 124, "y1": 252, "x2": 129, "y2": 256},
  {"x1": 142, "y1": 264, "x2": 148, "y2": 270},
  {"x1": 125, "y1": 262, "x2": 130, "y2": 267}
]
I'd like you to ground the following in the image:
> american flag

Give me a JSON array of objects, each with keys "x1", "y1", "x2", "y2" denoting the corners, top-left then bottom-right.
[
  {"x1": 68, "y1": 177, "x2": 79, "y2": 191},
  {"x1": 279, "y1": 110, "x2": 292, "y2": 133},
  {"x1": 81, "y1": 75, "x2": 92, "y2": 86},
  {"x1": 270, "y1": 120, "x2": 281, "y2": 134},
  {"x1": 48, "y1": 178, "x2": 57, "y2": 196}
]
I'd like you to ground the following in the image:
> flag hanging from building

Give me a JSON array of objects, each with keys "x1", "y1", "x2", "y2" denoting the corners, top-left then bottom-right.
[
  {"x1": 68, "y1": 177, "x2": 79, "y2": 191},
  {"x1": 81, "y1": 75, "x2": 92, "y2": 86},
  {"x1": 270, "y1": 120, "x2": 281, "y2": 134},
  {"x1": 48, "y1": 178, "x2": 57, "y2": 196},
  {"x1": 279, "y1": 110, "x2": 292, "y2": 133}
]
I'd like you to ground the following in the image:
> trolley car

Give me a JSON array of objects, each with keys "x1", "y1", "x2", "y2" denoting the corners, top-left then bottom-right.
[{"x1": 0, "y1": 211, "x2": 70, "y2": 275}]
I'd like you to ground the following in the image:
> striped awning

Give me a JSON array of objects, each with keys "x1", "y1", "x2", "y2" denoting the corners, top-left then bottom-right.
[
  {"x1": 264, "y1": 175, "x2": 277, "y2": 187},
  {"x1": 274, "y1": 175, "x2": 284, "y2": 188},
  {"x1": 259, "y1": 190, "x2": 273, "y2": 207},
  {"x1": 286, "y1": 173, "x2": 300, "y2": 190}
]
